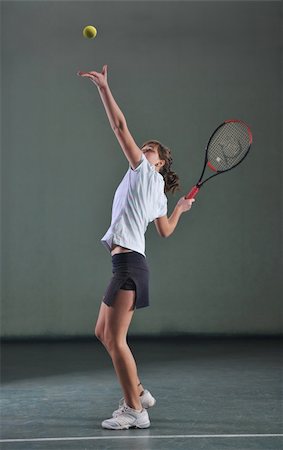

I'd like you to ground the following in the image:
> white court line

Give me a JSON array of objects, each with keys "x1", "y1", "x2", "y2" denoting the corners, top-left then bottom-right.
[{"x1": 0, "y1": 434, "x2": 282, "y2": 443}]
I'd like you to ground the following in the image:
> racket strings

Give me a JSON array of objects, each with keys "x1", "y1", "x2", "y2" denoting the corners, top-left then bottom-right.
[{"x1": 207, "y1": 122, "x2": 251, "y2": 171}]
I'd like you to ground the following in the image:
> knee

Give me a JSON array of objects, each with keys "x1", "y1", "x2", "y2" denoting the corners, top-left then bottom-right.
[
  {"x1": 94, "y1": 327, "x2": 117, "y2": 351},
  {"x1": 94, "y1": 322, "x2": 126, "y2": 352},
  {"x1": 94, "y1": 325, "x2": 104, "y2": 342},
  {"x1": 103, "y1": 333, "x2": 126, "y2": 354}
]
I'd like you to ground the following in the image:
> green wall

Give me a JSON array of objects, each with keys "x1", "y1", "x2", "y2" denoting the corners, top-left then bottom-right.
[{"x1": 1, "y1": 1, "x2": 282, "y2": 337}]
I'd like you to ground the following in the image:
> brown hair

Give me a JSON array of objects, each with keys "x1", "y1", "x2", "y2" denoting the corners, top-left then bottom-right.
[{"x1": 141, "y1": 140, "x2": 181, "y2": 195}]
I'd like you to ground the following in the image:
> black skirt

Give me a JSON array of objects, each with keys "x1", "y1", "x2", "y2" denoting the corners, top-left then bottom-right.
[{"x1": 103, "y1": 251, "x2": 150, "y2": 309}]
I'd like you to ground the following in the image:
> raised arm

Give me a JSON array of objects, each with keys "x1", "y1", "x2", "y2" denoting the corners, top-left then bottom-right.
[
  {"x1": 77, "y1": 65, "x2": 142, "y2": 169},
  {"x1": 78, "y1": 65, "x2": 125, "y2": 129}
]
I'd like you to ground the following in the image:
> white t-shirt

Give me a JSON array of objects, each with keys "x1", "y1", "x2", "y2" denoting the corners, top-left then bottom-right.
[{"x1": 101, "y1": 152, "x2": 168, "y2": 257}]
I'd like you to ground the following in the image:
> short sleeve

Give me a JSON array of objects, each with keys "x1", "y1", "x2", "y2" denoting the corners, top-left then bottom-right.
[
  {"x1": 156, "y1": 192, "x2": 168, "y2": 218},
  {"x1": 130, "y1": 152, "x2": 147, "y2": 172}
]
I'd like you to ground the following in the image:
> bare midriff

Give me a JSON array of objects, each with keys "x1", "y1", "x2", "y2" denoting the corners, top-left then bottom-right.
[{"x1": 110, "y1": 244, "x2": 134, "y2": 256}]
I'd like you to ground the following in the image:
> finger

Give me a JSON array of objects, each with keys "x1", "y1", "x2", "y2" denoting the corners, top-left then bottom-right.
[
  {"x1": 78, "y1": 72, "x2": 91, "y2": 77},
  {"x1": 81, "y1": 73, "x2": 97, "y2": 80},
  {"x1": 78, "y1": 71, "x2": 97, "y2": 78}
]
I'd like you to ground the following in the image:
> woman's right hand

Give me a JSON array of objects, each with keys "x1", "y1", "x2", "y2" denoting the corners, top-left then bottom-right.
[
  {"x1": 176, "y1": 196, "x2": 195, "y2": 213},
  {"x1": 77, "y1": 64, "x2": 108, "y2": 89}
]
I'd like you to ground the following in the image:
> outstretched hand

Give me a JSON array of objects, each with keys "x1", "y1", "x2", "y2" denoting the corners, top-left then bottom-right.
[{"x1": 77, "y1": 64, "x2": 108, "y2": 89}]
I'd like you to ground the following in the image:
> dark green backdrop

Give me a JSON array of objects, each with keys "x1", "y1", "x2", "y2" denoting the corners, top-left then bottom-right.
[{"x1": 1, "y1": 0, "x2": 282, "y2": 337}]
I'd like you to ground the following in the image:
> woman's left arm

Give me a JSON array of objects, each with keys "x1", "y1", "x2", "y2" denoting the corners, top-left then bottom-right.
[
  {"x1": 78, "y1": 64, "x2": 142, "y2": 169},
  {"x1": 97, "y1": 83, "x2": 126, "y2": 130},
  {"x1": 77, "y1": 65, "x2": 126, "y2": 130}
]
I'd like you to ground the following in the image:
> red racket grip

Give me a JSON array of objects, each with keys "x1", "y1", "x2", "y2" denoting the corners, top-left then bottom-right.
[{"x1": 185, "y1": 185, "x2": 200, "y2": 200}]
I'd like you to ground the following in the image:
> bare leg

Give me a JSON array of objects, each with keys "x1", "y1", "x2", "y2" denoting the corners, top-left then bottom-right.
[
  {"x1": 109, "y1": 343, "x2": 142, "y2": 410},
  {"x1": 95, "y1": 291, "x2": 143, "y2": 411}
]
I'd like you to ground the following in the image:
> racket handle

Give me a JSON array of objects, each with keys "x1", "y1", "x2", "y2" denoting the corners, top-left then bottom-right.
[{"x1": 185, "y1": 185, "x2": 200, "y2": 199}]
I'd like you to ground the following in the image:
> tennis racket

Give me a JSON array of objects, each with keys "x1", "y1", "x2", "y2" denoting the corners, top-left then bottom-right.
[{"x1": 185, "y1": 119, "x2": 253, "y2": 199}]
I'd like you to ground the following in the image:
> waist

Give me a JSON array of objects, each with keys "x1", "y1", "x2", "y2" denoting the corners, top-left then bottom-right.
[
  {"x1": 111, "y1": 245, "x2": 134, "y2": 256},
  {"x1": 111, "y1": 251, "x2": 148, "y2": 272}
]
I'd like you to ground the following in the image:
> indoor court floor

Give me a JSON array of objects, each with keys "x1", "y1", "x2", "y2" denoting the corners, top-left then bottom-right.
[{"x1": 1, "y1": 336, "x2": 282, "y2": 450}]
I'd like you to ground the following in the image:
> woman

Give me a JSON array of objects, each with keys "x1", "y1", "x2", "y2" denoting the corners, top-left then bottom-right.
[{"x1": 77, "y1": 65, "x2": 195, "y2": 430}]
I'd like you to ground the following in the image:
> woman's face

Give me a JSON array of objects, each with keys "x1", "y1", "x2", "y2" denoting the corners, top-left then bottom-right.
[{"x1": 141, "y1": 145, "x2": 165, "y2": 172}]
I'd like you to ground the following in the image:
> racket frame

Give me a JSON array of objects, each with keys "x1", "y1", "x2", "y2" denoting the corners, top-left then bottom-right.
[{"x1": 185, "y1": 119, "x2": 252, "y2": 199}]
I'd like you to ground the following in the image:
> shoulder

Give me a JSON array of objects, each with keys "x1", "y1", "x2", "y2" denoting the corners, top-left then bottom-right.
[
  {"x1": 130, "y1": 153, "x2": 148, "y2": 172},
  {"x1": 129, "y1": 153, "x2": 156, "y2": 174}
]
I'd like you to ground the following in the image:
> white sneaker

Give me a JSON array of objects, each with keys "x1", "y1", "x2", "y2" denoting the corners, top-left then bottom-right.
[
  {"x1": 112, "y1": 389, "x2": 156, "y2": 417},
  {"x1": 102, "y1": 403, "x2": 150, "y2": 430}
]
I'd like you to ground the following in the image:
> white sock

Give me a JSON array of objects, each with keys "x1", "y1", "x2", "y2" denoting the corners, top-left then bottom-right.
[{"x1": 126, "y1": 403, "x2": 142, "y2": 413}]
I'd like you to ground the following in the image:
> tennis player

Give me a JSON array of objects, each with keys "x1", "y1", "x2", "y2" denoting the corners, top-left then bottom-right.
[{"x1": 78, "y1": 65, "x2": 195, "y2": 429}]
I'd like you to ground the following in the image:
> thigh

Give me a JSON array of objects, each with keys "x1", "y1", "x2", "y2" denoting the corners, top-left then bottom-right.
[
  {"x1": 104, "y1": 289, "x2": 136, "y2": 342},
  {"x1": 94, "y1": 299, "x2": 108, "y2": 336}
]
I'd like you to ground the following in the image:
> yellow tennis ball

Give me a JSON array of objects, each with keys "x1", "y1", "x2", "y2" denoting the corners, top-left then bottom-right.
[{"x1": 83, "y1": 25, "x2": 97, "y2": 39}]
